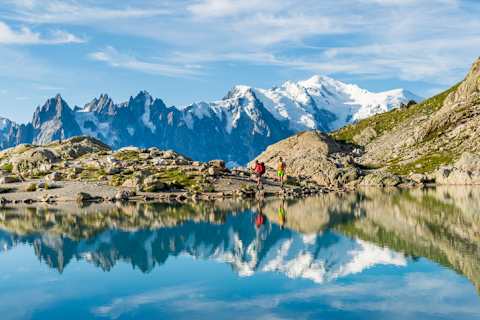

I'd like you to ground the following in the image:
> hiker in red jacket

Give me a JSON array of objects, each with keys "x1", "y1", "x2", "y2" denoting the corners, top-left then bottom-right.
[{"x1": 252, "y1": 160, "x2": 266, "y2": 190}]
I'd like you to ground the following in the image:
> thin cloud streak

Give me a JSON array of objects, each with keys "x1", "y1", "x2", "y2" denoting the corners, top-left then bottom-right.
[
  {"x1": 1, "y1": 0, "x2": 171, "y2": 24},
  {"x1": 0, "y1": 21, "x2": 84, "y2": 44},
  {"x1": 89, "y1": 46, "x2": 202, "y2": 78}
]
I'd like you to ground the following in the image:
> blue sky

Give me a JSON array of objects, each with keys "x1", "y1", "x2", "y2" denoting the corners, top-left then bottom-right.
[{"x1": 0, "y1": 0, "x2": 479, "y2": 123}]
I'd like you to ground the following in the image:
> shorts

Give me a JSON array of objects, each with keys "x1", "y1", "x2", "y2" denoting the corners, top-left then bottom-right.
[{"x1": 277, "y1": 170, "x2": 285, "y2": 177}]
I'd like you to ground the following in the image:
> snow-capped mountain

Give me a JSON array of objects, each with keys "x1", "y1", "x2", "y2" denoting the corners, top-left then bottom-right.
[{"x1": 0, "y1": 76, "x2": 420, "y2": 163}]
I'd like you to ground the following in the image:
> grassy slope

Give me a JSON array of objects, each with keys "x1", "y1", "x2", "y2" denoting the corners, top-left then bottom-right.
[
  {"x1": 332, "y1": 83, "x2": 460, "y2": 144},
  {"x1": 331, "y1": 83, "x2": 461, "y2": 174}
]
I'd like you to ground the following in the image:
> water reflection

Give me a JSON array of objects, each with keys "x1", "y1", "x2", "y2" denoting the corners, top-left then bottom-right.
[{"x1": 0, "y1": 187, "x2": 479, "y2": 291}]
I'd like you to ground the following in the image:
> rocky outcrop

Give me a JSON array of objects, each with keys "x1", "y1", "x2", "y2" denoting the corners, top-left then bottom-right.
[
  {"x1": 359, "y1": 171, "x2": 403, "y2": 187},
  {"x1": 435, "y1": 152, "x2": 480, "y2": 185},
  {"x1": 332, "y1": 57, "x2": 480, "y2": 185},
  {"x1": 251, "y1": 130, "x2": 361, "y2": 188}
]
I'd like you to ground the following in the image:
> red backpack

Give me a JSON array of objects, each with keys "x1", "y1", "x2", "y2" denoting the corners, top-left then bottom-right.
[{"x1": 256, "y1": 162, "x2": 266, "y2": 175}]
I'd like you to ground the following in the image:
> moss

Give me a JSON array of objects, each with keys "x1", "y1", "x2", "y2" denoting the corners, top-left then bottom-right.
[
  {"x1": 332, "y1": 83, "x2": 461, "y2": 144},
  {"x1": 114, "y1": 150, "x2": 140, "y2": 162},
  {"x1": 79, "y1": 167, "x2": 107, "y2": 181},
  {"x1": 1, "y1": 163, "x2": 13, "y2": 173},
  {"x1": 0, "y1": 187, "x2": 15, "y2": 194},
  {"x1": 25, "y1": 183, "x2": 38, "y2": 192},
  {"x1": 387, "y1": 152, "x2": 455, "y2": 175},
  {"x1": 110, "y1": 174, "x2": 127, "y2": 187},
  {"x1": 157, "y1": 169, "x2": 196, "y2": 189}
]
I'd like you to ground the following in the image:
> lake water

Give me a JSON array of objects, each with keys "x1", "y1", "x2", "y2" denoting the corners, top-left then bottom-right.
[{"x1": 0, "y1": 187, "x2": 479, "y2": 319}]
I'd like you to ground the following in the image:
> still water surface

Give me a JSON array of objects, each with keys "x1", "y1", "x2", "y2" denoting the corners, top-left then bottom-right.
[{"x1": 0, "y1": 187, "x2": 479, "y2": 319}]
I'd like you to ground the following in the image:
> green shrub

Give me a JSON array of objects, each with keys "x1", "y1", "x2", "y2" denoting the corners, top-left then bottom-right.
[
  {"x1": 25, "y1": 183, "x2": 38, "y2": 192},
  {"x1": 1, "y1": 163, "x2": 13, "y2": 173}
]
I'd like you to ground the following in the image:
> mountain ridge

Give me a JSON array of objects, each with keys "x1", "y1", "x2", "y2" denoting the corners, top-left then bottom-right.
[{"x1": 0, "y1": 75, "x2": 420, "y2": 163}]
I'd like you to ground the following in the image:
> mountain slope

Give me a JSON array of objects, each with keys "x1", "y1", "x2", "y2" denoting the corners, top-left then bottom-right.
[
  {"x1": 332, "y1": 57, "x2": 480, "y2": 176},
  {"x1": 0, "y1": 76, "x2": 419, "y2": 164}
]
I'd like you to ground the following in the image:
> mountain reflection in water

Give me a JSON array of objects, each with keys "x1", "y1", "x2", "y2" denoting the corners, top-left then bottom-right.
[{"x1": 0, "y1": 187, "x2": 479, "y2": 292}]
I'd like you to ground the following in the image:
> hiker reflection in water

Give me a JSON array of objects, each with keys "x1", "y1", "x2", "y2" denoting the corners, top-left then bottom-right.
[
  {"x1": 254, "y1": 200, "x2": 267, "y2": 230},
  {"x1": 277, "y1": 200, "x2": 287, "y2": 230}
]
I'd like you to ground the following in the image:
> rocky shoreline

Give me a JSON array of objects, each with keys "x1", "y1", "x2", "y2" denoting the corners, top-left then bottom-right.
[
  {"x1": 0, "y1": 136, "x2": 333, "y2": 206},
  {"x1": 0, "y1": 132, "x2": 478, "y2": 206}
]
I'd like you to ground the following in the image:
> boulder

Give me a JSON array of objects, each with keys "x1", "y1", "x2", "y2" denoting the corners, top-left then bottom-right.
[
  {"x1": 337, "y1": 167, "x2": 360, "y2": 185},
  {"x1": 162, "y1": 150, "x2": 176, "y2": 159},
  {"x1": 11, "y1": 148, "x2": 60, "y2": 175},
  {"x1": 149, "y1": 147, "x2": 161, "y2": 157},
  {"x1": 251, "y1": 131, "x2": 358, "y2": 188},
  {"x1": 56, "y1": 136, "x2": 111, "y2": 159},
  {"x1": 353, "y1": 127, "x2": 377, "y2": 145},
  {"x1": 106, "y1": 167, "x2": 121, "y2": 175},
  {"x1": 410, "y1": 173, "x2": 428, "y2": 184},
  {"x1": 360, "y1": 172, "x2": 402, "y2": 187},
  {"x1": 207, "y1": 167, "x2": 219, "y2": 176},
  {"x1": 76, "y1": 192, "x2": 102, "y2": 203},
  {"x1": 0, "y1": 175, "x2": 21, "y2": 184},
  {"x1": 115, "y1": 190, "x2": 135, "y2": 201},
  {"x1": 46, "y1": 172, "x2": 62, "y2": 182},
  {"x1": 435, "y1": 152, "x2": 480, "y2": 185},
  {"x1": 122, "y1": 176, "x2": 143, "y2": 189},
  {"x1": 41, "y1": 195, "x2": 57, "y2": 203},
  {"x1": 208, "y1": 160, "x2": 225, "y2": 169},
  {"x1": 141, "y1": 176, "x2": 167, "y2": 192}
]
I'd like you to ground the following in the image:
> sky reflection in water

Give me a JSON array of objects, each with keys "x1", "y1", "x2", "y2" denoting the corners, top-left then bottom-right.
[{"x1": 0, "y1": 187, "x2": 479, "y2": 319}]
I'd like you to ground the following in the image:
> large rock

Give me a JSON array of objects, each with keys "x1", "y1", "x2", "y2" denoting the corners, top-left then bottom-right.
[
  {"x1": 11, "y1": 148, "x2": 59, "y2": 174},
  {"x1": 251, "y1": 131, "x2": 359, "y2": 187},
  {"x1": 141, "y1": 176, "x2": 167, "y2": 192},
  {"x1": 54, "y1": 136, "x2": 110, "y2": 159},
  {"x1": 353, "y1": 127, "x2": 377, "y2": 146},
  {"x1": 435, "y1": 152, "x2": 480, "y2": 185},
  {"x1": 359, "y1": 172, "x2": 402, "y2": 187},
  {"x1": 208, "y1": 160, "x2": 225, "y2": 169},
  {"x1": 0, "y1": 175, "x2": 21, "y2": 184},
  {"x1": 3, "y1": 136, "x2": 111, "y2": 176}
]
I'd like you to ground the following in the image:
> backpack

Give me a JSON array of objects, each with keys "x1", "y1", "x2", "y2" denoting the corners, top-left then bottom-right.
[{"x1": 258, "y1": 162, "x2": 266, "y2": 175}]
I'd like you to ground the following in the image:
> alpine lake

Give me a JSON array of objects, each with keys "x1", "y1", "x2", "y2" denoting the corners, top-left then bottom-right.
[{"x1": 0, "y1": 187, "x2": 479, "y2": 320}]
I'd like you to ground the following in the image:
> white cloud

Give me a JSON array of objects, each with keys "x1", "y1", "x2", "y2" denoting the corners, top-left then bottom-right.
[
  {"x1": 0, "y1": 21, "x2": 84, "y2": 44},
  {"x1": 188, "y1": 0, "x2": 285, "y2": 18},
  {"x1": 89, "y1": 46, "x2": 202, "y2": 78},
  {"x1": 2, "y1": 0, "x2": 170, "y2": 24},
  {"x1": 231, "y1": 13, "x2": 341, "y2": 46},
  {"x1": 322, "y1": 36, "x2": 480, "y2": 84},
  {"x1": 92, "y1": 286, "x2": 202, "y2": 319},
  {"x1": 92, "y1": 272, "x2": 480, "y2": 319},
  {"x1": 1, "y1": 0, "x2": 480, "y2": 95}
]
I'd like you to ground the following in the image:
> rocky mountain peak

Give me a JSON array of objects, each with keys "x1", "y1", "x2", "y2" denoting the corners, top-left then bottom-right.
[
  {"x1": 32, "y1": 95, "x2": 71, "y2": 126},
  {"x1": 223, "y1": 85, "x2": 256, "y2": 101},
  {"x1": 442, "y1": 57, "x2": 480, "y2": 110},
  {"x1": 83, "y1": 93, "x2": 115, "y2": 114},
  {"x1": 0, "y1": 74, "x2": 422, "y2": 164},
  {"x1": 134, "y1": 90, "x2": 153, "y2": 103}
]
